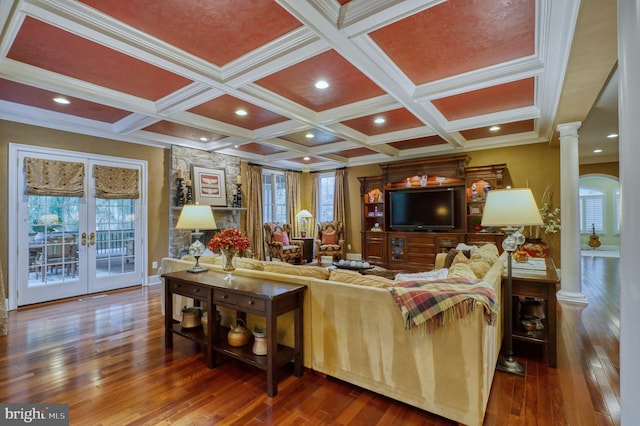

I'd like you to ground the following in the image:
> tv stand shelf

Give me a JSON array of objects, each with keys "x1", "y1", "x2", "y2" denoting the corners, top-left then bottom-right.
[{"x1": 358, "y1": 156, "x2": 507, "y2": 270}]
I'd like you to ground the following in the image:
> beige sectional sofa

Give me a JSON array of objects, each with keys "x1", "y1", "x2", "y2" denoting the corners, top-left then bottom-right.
[{"x1": 160, "y1": 245, "x2": 505, "y2": 425}]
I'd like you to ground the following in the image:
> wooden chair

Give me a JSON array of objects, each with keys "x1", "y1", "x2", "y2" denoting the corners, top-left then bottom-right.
[
  {"x1": 314, "y1": 221, "x2": 345, "y2": 263},
  {"x1": 263, "y1": 222, "x2": 303, "y2": 264}
]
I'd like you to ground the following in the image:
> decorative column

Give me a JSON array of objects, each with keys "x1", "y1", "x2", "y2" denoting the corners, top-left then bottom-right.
[
  {"x1": 618, "y1": 0, "x2": 640, "y2": 423},
  {"x1": 556, "y1": 122, "x2": 587, "y2": 304}
]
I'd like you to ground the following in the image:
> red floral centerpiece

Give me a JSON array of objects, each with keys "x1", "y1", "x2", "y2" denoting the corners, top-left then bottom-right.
[{"x1": 208, "y1": 228, "x2": 251, "y2": 282}]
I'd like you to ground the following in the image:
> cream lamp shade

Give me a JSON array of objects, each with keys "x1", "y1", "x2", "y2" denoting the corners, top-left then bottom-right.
[
  {"x1": 296, "y1": 209, "x2": 313, "y2": 220},
  {"x1": 175, "y1": 204, "x2": 216, "y2": 273},
  {"x1": 481, "y1": 188, "x2": 543, "y2": 228},
  {"x1": 176, "y1": 204, "x2": 217, "y2": 231}
]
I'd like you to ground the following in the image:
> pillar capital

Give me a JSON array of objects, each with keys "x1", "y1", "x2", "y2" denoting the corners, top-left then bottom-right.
[{"x1": 556, "y1": 121, "x2": 582, "y2": 138}]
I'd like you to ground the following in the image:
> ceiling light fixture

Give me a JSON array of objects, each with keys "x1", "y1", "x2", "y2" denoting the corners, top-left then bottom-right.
[
  {"x1": 235, "y1": 109, "x2": 248, "y2": 116},
  {"x1": 53, "y1": 97, "x2": 70, "y2": 105},
  {"x1": 593, "y1": 149, "x2": 603, "y2": 153},
  {"x1": 607, "y1": 133, "x2": 618, "y2": 138},
  {"x1": 199, "y1": 137, "x2": 209, "y2": 142},
  {"x1": 489, "y1": 125, "x2": 501, "y2": 132},
  {"x1": 234, "y1": 145, "x2": 239, "y2": 148},
  {"x1": 374, "y1": 117, "x2": 385, "y2": 124},
  {"x1": 303, "y1": 156, "x2": 311, "y2": 161},
  {"x1": 315, "y1": 80, "x2": 329, "y2": 89},
  {"x1": 305, "y1": 133, "x2": 314, "y2": 139}
]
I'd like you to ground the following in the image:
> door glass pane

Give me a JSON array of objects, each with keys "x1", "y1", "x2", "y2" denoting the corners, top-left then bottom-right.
[
  {"x1": 95, "y1": 199, "x2": 136, "y2": 277},
  {"x1": 27, "y1": 195, "x2": 79, "y2": 286}
]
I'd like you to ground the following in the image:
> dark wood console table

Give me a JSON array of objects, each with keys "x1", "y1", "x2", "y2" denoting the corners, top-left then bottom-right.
[
  {"x1": 162, "y1": 270, "x2": 306, "y2": 397},
  {"x1": 504, "y1": 257, "x2": 560, "y2": 367}
]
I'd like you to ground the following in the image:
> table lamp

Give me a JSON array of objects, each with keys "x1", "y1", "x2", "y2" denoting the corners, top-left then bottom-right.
[
  {"x1": 176, "y1": 204, "x2": 217, "y2": 273},
  {"x1": 296, "y1": 209, "x2": 313, "y2": 237},
  {"x1": 481, "y1": 188, "x2": 543, "y2": 376}
]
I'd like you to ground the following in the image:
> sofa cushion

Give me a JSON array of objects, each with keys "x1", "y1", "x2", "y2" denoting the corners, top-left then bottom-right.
[
  {"x1": 447, "y1": 263, "x2": 478, "y2": 280},
  {"x1": 273, "y1": 230, "x2": 290, "y2": 245},
  {"x1": 395, "y1": 268, "x2": 449, "y2": 282},
  {"x1": 321, "y1": 230, "x2": 338, "y2": 245},
  {"x1": 329, "y1": 269, "x2": 396, "y2": 288},
  {"x1": 264, "y1": 262, "x2": 330, "y2": 279}
]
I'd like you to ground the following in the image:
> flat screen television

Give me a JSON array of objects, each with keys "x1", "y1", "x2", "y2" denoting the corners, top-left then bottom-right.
[{"x1": 388, "y1": 187, "x2": 455, "y2": 231}]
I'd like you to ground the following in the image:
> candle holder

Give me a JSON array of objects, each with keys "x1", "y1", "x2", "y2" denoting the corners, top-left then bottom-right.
[
  {"x1": 176, "y1": 177, "x2": 186, "y2": 206},
  {"x1": 234, "y1": 184, "x2": 242, "y2": 207}
]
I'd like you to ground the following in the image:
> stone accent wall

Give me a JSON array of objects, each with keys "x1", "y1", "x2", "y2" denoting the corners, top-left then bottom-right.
[{"x1": 169, "y1": 146, "x2": 242, "y2": 258}]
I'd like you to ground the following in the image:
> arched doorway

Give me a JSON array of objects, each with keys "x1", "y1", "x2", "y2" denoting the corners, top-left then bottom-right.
[{"x1": 579, "y1": 174, "x2": 620, "y2": 257}]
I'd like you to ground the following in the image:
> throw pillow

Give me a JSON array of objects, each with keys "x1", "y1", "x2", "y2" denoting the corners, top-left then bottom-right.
[
  {"x1": 468, "y1": 259, "x2": 491, "y2": 278},
  {"x1": 447, "y1": 263, "x2": 478, "y2": 280},
  {"x1": 394, "y1": 268, "x2": 449, "y2": 282},
  {"x1": 321, "y1": 230, "x2": 338, "y2": 245},
  {"x1": 273, "y1": 230, "x2": 290, "y2": 246},
  {"x1": 443, "y1": 249, "x2": 471, "y2": 268}
]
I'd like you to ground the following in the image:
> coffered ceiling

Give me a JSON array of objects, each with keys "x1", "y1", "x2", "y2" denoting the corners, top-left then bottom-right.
[{"x1": 0, "y1": 0, "x2": 618, "y2": 170}]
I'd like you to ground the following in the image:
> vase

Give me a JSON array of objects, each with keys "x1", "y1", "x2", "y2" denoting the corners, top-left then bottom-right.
[
  {"x1": 221, "y1": 248, "x2": 237, "y2": 283},
  {"x1": 522, "y1": 238, "x2": 550, "y2": 258}
]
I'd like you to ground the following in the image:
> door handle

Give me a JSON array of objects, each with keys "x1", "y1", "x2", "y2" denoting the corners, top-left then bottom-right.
[
  {"x1": 90, "y1": 232, "x2": 96, "y2": 246},
  {"x1": 82, "y1": 233, "x2": 87, "y2": 246}
]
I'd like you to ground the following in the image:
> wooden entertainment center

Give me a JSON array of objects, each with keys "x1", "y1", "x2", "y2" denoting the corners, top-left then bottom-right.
[{"x1": 359, "y1": 155, "x2": 507, "y2": 271}]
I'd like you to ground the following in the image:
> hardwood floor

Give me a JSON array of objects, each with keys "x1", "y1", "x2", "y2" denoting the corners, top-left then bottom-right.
[{"x1": 0, "y1": 257, "x2": 619, "y2": 425}]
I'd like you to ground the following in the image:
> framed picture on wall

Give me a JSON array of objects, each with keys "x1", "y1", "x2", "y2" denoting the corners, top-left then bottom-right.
[{"x1": 191, "y1": 166, "x2": 227, "y2": 206}]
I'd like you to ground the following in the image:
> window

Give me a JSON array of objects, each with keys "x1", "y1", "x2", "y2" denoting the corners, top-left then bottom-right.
[
  {"x1": 579, "y1": 187, "x2": 604, "y2": 233},
  {"x1": 262, "y1": 170, "x2": 287, "y2": 223},
  {"x1": 317, "y1": 172, "x2": 335, "y2": 222}
]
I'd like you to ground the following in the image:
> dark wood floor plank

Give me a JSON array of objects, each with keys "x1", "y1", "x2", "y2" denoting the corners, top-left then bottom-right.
[{"x1": 0, "y1": 255, "x2": 620, "y2": 425}]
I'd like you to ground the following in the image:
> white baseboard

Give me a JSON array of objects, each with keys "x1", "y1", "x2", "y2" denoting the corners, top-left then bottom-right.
[{"x1": 148, "y1": 274, "x2": 161, "y2": 285}]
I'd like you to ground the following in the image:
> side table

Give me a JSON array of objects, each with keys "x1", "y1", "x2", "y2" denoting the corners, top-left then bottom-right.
[
  {"x1": 504, "y1": 257, "x2": 560, "y2": 367},
  {"x1": 162, "y1": 270, "x2": 307, "y2": 396},
  {"x1": 291, "y1": 237, "x2": 314, "y2": 263}
]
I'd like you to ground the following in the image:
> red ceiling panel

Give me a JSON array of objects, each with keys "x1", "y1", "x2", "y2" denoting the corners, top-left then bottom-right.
[
  {"x1": 79, "y1": 0, "x2": 301, "y2": 66},
  {"x1": 0, "y1": 78, "x2": 131, "y2": 123},
  {"x1": 460, "y1": 119, "x2": 534, "y2": 140},
  {"x1": 255, "y1": 50, "x2": 385, "y2": 112},
  {"x1": 8, "y1": 17, "x2": 191, "y2": 100},
  {"x1": 341, "y1": 108, "x2": 424, "y2": 136},
  {"x1": 370, "y1": 0, "x2": 535, "y2": 84},
  {"x1": 234, "y1": 142, "x2": 284, "y2": 156},
  {"x1": 333, "y1": 147, "x2": 377, "y2": 158},
  {"x1": 143, "y1": 121, "x2": 227, "y2": 142},
  {"x1": 433, "y1": 78, "x2": 535, "y2": 121},
  {"x1": 389, "y1": 135, "x2": 447, "y2": 150},
  {"x1": 188, "y1": 95, "x2": 288, "y2": 130},
  {"x1": 279, "y1": 129, "x2": 343, "y2": 147}
]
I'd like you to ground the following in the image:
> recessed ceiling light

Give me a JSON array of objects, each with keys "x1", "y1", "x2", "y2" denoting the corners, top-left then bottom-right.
[
  {"x1": 593, "y1": 149, "x2": 603, "y2": 153},
  {"x1": 234, "y1": 144, "x2": 239, "y2": 149},
  {"x1": 305, "y1": 133, "x2": 314, "y2": 139},
  {"x1": 315, "y1": 80, "x2": 329, "y2": 89},
  {"x1": 199, "y1": 137, "x2": 209, "y2": 142},
  {"x1": 489, "y1": 125, "x2": 501, "y2": 132},
  {"x1": 53, "y1": 97, "x2": 70, "y2": 105},
  {"x1": 235, "y1": 109, "x2": 248, "y2": 116},
  {"x1": 374, "y1": 117, "x2": 385, "y2": 124},
  {"x1": 303, "y1": 156, "x2": 311, "y2": 161},
  {"x1": 607, "y1": 133, "x2": 618, "y2": 138}
]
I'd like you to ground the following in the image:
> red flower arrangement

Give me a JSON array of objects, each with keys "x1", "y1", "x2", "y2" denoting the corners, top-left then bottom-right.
[{"x1": 208, "y1": 228, "x2": 251, "y2": 253}]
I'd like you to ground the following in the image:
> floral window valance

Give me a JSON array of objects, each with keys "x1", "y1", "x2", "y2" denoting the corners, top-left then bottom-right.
[
  {"x1": 94, "y1": 165, "x2": 140, "y2": 199},
  {"x1": 24, "y1": 157, "x2": 85, "y2": 197}
]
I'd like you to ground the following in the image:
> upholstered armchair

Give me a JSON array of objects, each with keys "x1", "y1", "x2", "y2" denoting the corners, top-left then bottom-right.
[
  {"x1": 263, "y1": 222, "x2": 303, "y2": 264},
  {"x1": 315, "y1": 221, "x2": 345, "y2": 263}
]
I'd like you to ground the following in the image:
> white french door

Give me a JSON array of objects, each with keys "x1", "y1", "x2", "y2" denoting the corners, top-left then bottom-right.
[{"x1": 10, "y1": 145, "x2": 147, "y2": 306}]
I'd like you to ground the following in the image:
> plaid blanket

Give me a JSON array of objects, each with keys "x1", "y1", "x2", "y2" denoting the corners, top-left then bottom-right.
[{"x1": 389, "y1": 277, "x2": 499, "y2": 332}]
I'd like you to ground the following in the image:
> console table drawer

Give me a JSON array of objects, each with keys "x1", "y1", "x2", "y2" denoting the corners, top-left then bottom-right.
[
  {"x1": 214, "y1": 290, "x2": 237, "y2": 305},
  {"x1": 169, "y1": 281, "x2": 210, "y2": 301},
  {"x1": 238, "y1": 295, "x2": 266, "y2": 313}
]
